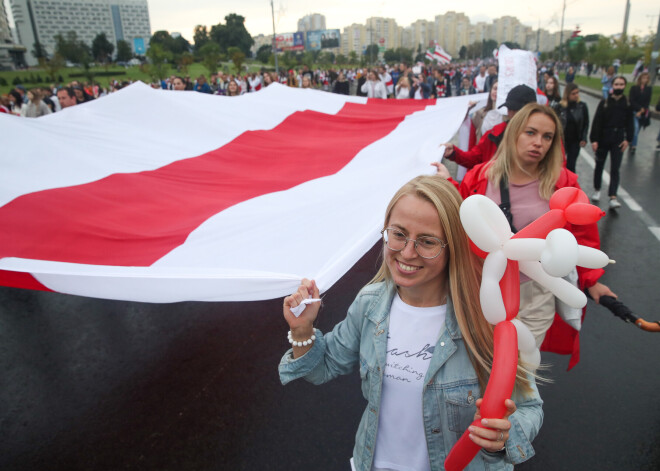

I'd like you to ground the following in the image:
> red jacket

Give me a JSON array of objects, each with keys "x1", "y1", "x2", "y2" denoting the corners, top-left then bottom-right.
[
  {"x1": 459, "y1": 162, "x2": 604, "y2": 370},
  {"x1": 450, "y1": 121, "x2": 508, "y2": 169}
]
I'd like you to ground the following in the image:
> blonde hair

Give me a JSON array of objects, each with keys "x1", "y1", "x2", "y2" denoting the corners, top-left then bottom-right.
[
  {"x1": 370, "y1": 175, "x2": 533, "y2": 394},
  {"x1": 488, "y1": 103, "x2": 563, "y2": 200}
]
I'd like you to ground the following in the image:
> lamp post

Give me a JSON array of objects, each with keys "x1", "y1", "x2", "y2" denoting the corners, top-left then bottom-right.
[{"x1": 270, "y1": 0, "x2": 279, "y2": 75}]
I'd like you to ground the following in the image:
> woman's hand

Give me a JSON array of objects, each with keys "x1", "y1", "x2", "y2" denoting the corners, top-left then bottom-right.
[
  {"x1": 469, "y1": 398, "x2": 516, "y2": 453},
  {"x1": 587, "y1": 282, "x2": 617, "y2": 304},
  {"x1": 592, "y1": 142, "x2": 599, "y2": 152},
  {"x1": 284, "y1": 278, "x2": 320, "y2": 328},
  {"x1": 580, "y1": 140, "x2": 586, "y2": 147},
  {"x1": 442, "y1": 143, "x2": 455, "y2": 158},
  {"x1": 619, "y1": 140, "x2": 629, "y2": 151},
  {"x1": 430, "y1": 162, "x2": 451, "y2": 179}
]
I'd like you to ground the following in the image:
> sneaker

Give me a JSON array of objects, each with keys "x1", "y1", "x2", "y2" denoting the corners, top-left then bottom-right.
[
  {"x1": 656, "y1": 142, "x2": 660, "y2": 150},
  {"x1": 609, "y1": 198, "x2": 621, "y2": 209},
  {"x1": 630, "y1": 146, "x2": 636, "y2": 155},
  {"x1": 591, "y1": 191, "x2": 600, "y2": 202}
]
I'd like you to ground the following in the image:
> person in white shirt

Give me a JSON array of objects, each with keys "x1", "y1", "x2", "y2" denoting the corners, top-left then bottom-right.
[
  {"x1": 361, "y1": 70, "x2": 388, "y2": 99},
  {"x1": 474, "y1": 66, "x2": 487, "y2": 93}
]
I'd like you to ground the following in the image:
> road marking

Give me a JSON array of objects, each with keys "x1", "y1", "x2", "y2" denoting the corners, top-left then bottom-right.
[{"x1": 580, "y1": 149, "x2": 660, "y2": 243}]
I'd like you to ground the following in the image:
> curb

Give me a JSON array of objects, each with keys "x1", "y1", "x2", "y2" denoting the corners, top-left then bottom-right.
[{"x1": 560, "y1": 80, "x2": 660, "y2": 120}]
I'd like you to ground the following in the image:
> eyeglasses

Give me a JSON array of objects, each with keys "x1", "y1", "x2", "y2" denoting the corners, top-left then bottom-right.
[{"x1": 381, "y1": 227, "x2": 447, "y2": 259}]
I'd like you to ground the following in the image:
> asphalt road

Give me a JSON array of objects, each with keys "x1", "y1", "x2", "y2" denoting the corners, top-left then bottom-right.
[{"x1": 1, "y1": 92, "x2": 659, "y2": 471}]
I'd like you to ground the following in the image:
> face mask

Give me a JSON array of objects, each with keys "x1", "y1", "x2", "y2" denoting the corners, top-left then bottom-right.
[{"x1": 612, "y1": 88, "x2": 624, "y2": 96}]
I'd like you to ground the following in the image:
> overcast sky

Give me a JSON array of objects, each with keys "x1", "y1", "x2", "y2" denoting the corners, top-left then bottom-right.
[{"x1": 148, "y1": 0, "x2": 659, "y2": 42}]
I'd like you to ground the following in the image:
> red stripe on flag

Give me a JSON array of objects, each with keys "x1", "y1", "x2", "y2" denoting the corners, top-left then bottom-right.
[{"x1": 0, "y1": 100, "x2": 432, "y2": 285}]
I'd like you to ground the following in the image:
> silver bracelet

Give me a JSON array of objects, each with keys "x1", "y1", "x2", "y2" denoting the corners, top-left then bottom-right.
[{"x1": 287, "y1": 329, "x2": 317, "y2": 347}]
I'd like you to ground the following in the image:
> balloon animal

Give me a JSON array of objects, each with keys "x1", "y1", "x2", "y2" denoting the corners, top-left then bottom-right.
[{"x1": 444, "y1": 187, "x2": 609, "y2": 471}]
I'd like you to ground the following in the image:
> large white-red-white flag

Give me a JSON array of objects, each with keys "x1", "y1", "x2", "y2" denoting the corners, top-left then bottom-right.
[{"x1": 0, "y1": 82, "x2": 472, "y2": 302}]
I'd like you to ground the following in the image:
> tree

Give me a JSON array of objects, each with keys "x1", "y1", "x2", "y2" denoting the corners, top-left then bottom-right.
[
  {"x1": 193, "y1": 25, "x2": 210, "y2": 57},
  {"x1": 116, "y1": 40, "x2": 133, "y2": 62},
  {"x1": 256, "y1": 44, "x2": 271, "y2": 64},
  {"x1": 364, "y1": 44, "x2": 379, "y2": 64},
  {"x1": 335, "y1": 53, "x2": 347, "y2": 65},
  {"x1": 199, "y1": 42, "x2": 221, "y2": 75},
  {"x1": 612, "y1": 34, "x2": 631, "y2": 65},
  {"x1": 227, "y1": 46, "x2": 246, "y2": 73},
  {"x1": 567, "y1": 38, "x2": 587, "y2": 63},
  {"x1": 319, "y1": 51, "x2": 335, "y2": 65},
  {"x1": 31, "y1": 41, "x2": 48, "y2": 61},
  {"x1": 209, "y1": 13, "x2": 254, "y2": 56},
  {"x1": 177, "y1": 51, "x2": 194, "y2": 74},
  {"x1": 92, "y1": 32, "x2": 114, "y2": 64},
  {"x1": 588, "y1": 36, "x2": 612, "y2": 67},
  {"x1": 39, "y1": 53, "x2": 65, "y2": 81},
  {"x1": 145, "y1": 42, "x2": 172, "y2": 80},
  {"x1": 55, "y1": 31, "x2": 91, "y2": 65},
  {"x1": 459, "y1": 45, "x2": 467, "y2": 60},
  {"x1": 348, "y1": 51, "x2": 358, "y2": 64}
]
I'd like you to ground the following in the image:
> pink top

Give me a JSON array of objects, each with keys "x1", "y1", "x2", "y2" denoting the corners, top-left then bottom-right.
[{"x1": 486, "y1": 179, "x2": 550, "y2": 283}]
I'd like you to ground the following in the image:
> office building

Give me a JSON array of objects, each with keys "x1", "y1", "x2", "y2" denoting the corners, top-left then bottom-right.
[{"x1": 11, "y1": 0, "x2": 151, "y2": 66}]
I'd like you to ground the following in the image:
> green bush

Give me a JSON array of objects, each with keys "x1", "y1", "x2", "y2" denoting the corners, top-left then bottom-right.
[{"x1": 12, "y1": 76, "x2": 22, "y2": 85}]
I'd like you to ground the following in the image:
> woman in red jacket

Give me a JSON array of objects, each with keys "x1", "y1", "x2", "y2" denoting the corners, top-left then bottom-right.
[{"x1": 437, "y1": 102, "x2": 616, "y2": 368}]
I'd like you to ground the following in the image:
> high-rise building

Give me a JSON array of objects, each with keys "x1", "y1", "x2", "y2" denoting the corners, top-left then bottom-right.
[
  {"x1": 297, "y1": 13, "x2": 326, "y2": 32},
  {"x1": 364, "y1": 16, "x2": 400, "y2": 54},
  {"x1": 0, "y1": 0, "x2": 26, "y2": 68},
  {"x1": 11, "y1": 0, "x2": 151, "y2": 66},
  {"x1": 340, "y1": 23, "x2": 366, "y2": 55}
]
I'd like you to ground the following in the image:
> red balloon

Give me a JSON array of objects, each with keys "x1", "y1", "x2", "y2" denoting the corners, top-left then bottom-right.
[
  {"x1": 549, "y1": 187, "x2": 589, "y2": 210},
  {"x1": 444, "y1": 322, "x2": 519, "y2": 470},
  {"x1": 565, "y1": 203, "x2": 605, "y2": 225},
  {"x1": 549, "y1": 187, "x2": 581, "y2": 210},
  {"x1": 500, "y1": 260, "x2": 520, "y2": 321},
  {"x1": 512, "y1": 209, "x2": 566, "y2": 239}
]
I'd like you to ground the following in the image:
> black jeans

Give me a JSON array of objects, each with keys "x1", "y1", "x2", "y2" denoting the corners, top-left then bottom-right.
[
  {"x1": 594, "y1": 142, "x2": 623, "y2": 197},
  {"x1": 565, "y1": 140, "x2": 581, "y2": 173}
]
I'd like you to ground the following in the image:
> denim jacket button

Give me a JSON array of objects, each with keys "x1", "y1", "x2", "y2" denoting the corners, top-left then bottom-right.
[
  {"x1": 432, "y1": 428, "x2": 441, "y2": 434},
  {"x1": 440, "y1": 342, "x2": 445, "y2": 347}
]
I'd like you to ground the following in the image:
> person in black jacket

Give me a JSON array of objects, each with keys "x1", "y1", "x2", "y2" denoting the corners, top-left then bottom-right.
[
  {"x1": 553, "y1": 82, "x2": 589, "y2": 173},
  {"x1": 589, "y1": 76, "x2": 634, "y2": 209},
  {"x1": 332, "y1": 71, "x2": 350, "y2": 95},
  {"x1": 628, "y1": 71, "x2": 652, "y2": 154}
]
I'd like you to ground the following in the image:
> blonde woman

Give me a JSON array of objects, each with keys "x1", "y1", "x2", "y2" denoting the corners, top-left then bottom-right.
[
  {"x1": 454, "y1": 103, "x2": 616, "y2": 357},
  {"x1": 395, "y1": 76, "x2": 411, "y2": 99},
  {"x1": 280, "y1": 175, "x2": 542, "y2": 471}
]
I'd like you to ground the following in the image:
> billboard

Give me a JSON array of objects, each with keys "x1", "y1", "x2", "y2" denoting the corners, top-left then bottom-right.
[
  {"x1": 133, "y1": 38, "x2": 146, "y2": 55},
  {"x1": 275, "y1": 32, "x2": 304, "y2": 52},
  {"x1": 305, "y1": 29, "x2": 341, "y2": 51}
]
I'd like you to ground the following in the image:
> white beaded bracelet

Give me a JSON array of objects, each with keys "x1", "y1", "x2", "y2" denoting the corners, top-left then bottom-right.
[{"x1": 287, "y1": 329, "x2": 317, "y2": 347}]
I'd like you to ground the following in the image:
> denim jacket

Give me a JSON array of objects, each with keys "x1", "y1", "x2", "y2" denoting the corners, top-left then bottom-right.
[{"x1": 279, "y1": 282, "x2": 543, "y2": 471}]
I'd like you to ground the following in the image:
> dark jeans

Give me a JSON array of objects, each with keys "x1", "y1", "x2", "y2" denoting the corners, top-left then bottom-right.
[
  {"x1": 565, "y1": 140, "x2": 581, "y2": 173},
  {"x1": 594, "y1": 142, "x2": 623, "y2": 197}
]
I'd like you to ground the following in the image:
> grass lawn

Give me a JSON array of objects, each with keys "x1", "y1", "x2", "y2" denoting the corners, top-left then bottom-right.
[{"x1": 0, "y1": 61, "x2": 268, "y2": 95}]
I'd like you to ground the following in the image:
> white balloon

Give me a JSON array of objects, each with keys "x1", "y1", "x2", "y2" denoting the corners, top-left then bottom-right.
[
  {"x1": 483, "y1": 249, "x2": 508, "y2": 280},
  {"x1": 512, "y1": 319, "x2": 536, "y2": 354},
  {"x1": 480, "y1": 279, "x2": 507, "y2": 325},
  {"x1": 577, "y1": 246, "x2": 610, "y2": 269},
  {"x1": 503, "y1": 238, "x2": 545, "y2": 261},
  {"x1": 520, "y1": 349, "x2": 541, "y2": 371},
  {"x1": 480, "y1": 251, "x2": 508, "y2": 325},
  {"x1": 520, "y1": 260, "x2": 587, "y2": 308},
  {"x1": 460, "y1": 195, "x2": 512, "y2": 252},
  {"x1": 540, "y1": 229, "x2": 578, "y2": 278}
]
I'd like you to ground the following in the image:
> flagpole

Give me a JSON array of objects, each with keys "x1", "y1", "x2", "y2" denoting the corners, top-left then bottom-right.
[{"x1": 270, "y1": 0, "x2": 279, "y2": 75}]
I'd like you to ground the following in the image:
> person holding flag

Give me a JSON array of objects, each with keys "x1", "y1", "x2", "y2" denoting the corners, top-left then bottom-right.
[{"x1": 280, "y1": 175, "x2": 542, "y2": 471}]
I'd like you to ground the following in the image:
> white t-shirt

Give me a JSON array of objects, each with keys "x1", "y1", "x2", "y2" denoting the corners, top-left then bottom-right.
[{"x1": 373, "y1": 293, "x2": 447, "y2": 471}]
